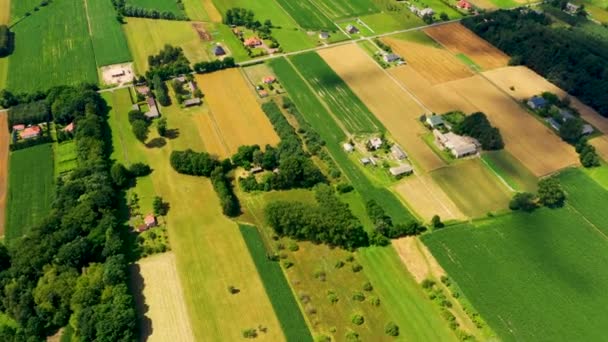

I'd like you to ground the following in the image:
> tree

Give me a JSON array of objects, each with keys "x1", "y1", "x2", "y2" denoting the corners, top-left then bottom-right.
[
  {"x1": 439, "y1": 12, "x2": 449, "y2": 21},
  {"x1": 431, "y1": 215, "x2": 444, "y2": 228},
  {"x1": 538, "y1": 177, "x2": 565, "y2": 208},
  {"x1": 385, "y1": 322, "x2": 399, "y2": 336},
  {"x1": 132, "y1": 119, "x2": 148, "y2": 142},
  {"x1": 129, "y1": 162, "x2": 152, "y2": 177},
  {"x1": 559, "y1": 118, "x2": 583, "y2": 143},
  {"x1": 157, "y1": 117, "x2": 167, "y2": 137},
  {"x1": 509, "y1": 192, "x2": 538, "y2": 212},
  {"x1": 110, "y1": 163, "x2": 130, "y2": 188},
  {"x1": 153, "y1": 196, "x2": 168, "y2": 216}
]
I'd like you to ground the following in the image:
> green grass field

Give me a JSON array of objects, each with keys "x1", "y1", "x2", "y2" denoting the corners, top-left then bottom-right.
[
  {"x1": 559, "y1": 168, "x2": 608, "y2": 236},
  {"x1": 289, "y1": 52, "x2": 384, "y2": 134},
  {"x1": 455, "y1": 53, "x2": 482, "y2": 72},
  {"x1": 360, "y1": 5, "x2": 423, "y2": 33},
  {"x1": 269, "y1": 57, "x2": 414, "y2": 224},
  {"x1": 417, "y1": 0, "x2": 464, "y2": 19},
  {"x1": 86, "y1": 0, "x2": 132, "y2": 67},
  {"x1": 7, "y1": 0, "x2": 98, "y2": 91},
  {"x1": 423, "y1": 205, "x2": 608, "y2": 341},
  {"x1": 6, "y1": 144, "x2": 54, "y2": 241},
  {"x1": 127, "y1": 0, "x2": 183, "y2": 14},
  {"x1": 272, "y1": 0, "x2": 335, "y2": 30},
  {"x1": 582, "y1": 163, "x2": 608, "y2": 189},
  {"x1": 239, "y1": 225, "x2": 313, "y2": 341},
  {"x1": 309, "y1": 0, "x2": 378, "y2": 19},
  {"x1": 430, "y1": 159, "x2": 512, "y2": 217},
  {"x1": 487, "y1": 0, "x2": 521, "y2": 8},
  {"x1": 481, "y1": 150, "x2": 538, "y2": 192},
  {"x1": 54, "y1": 140, "x2": 77, "y2": 176}
]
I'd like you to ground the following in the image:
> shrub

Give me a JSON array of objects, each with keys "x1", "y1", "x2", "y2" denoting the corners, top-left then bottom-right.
[
  {"x1": 110, "y1": 163, "x2": 130, "y2": 188},
  {"x1": 351, "y1": 263, "x2": 363, "y2": 273},
  {"x1": 362, "y1": 282, "x2": 373, "y2": 292},
  {"x1": 335, "y1": 260, "x2": 345, "y2": 269},
  {"x1": 345, "y1": 330, "x2": 360, "y2": 342},
  {"x1": 421, "y1": 279, "x2": 435, "y2": 289},
  {"x1": 288, "y1": 241, "x2": 299, "y2": 251},
  {"x1": 509, "y1": 192, "x2": 538, "y2": 212},
  {"x1": 242, "y1": 328, "x2": 257, "y2": 338},
  {"x1": 336, "y1": 183, "x2": 354, "y2": 193},
  {"x1": 315, "y1": 335, "x2": 331, "y2": 342},
  {"x1": 313, "y1": 270, "x2": 326, "y2": 281},
  {"x1": 431, "y1": 215, "x2": 444, "y2": 228},
  {"x1": 346, "y1": 255, "x2": 355, "y2": 262},
  {"x1": 385, "y1": 322, "x2": 400, "y2": 336},
  {"x1": 351, "y1": 314, "x2": 365, "y2": 325},
  {"x1": 283, "y1": 260, "x2": 294, "y2": 269},
  {"x1": 129, "y1": 162, "x2": 152, "y2": 177},
  {"x1": 538, "y1": 177, "x2": 566, "y2": 208},
  {"x1": 352, "y1": 291, "x2": 365, "y2": 302},
  {"x1": 327, "y1": 290, "x2": 339, "y2": 304},
  {"x1": 370, "y1": 296, "x2": 381, "y2": 306}
]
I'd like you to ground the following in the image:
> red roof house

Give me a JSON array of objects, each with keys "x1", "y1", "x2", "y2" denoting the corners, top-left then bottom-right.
[
  {"x1": 263, "y1": 76, "x2": 276, "y2": 84},
  {"x1": 20, "y1": 126, "x2": 41, "y2": 140},
  {"x1": 63, "y1": 122, "x2": 75, "y2": 133},
  {"x1": 244, "y1": 37, "x2": 262, "y2": 47},
  {"x1": 144, "y1": 214, "x2": 157, "y2": 228},
  {"x1": 12, "y1": 124, "x2": 25, "y2": 131},
  {"x1": 457, "y1": 0, "x2": 472, "y2": 9}
]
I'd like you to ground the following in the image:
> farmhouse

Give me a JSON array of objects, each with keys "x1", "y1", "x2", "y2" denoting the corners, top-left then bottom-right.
[
  {"x1": 582, "y1": 124, "x2": 594, "y2": 135},
  {"x1": 213, "y1": 45, "x2": 226, "y2": 56},
  {"x1": 389, "y1": 164, "x2": 413, "y2": 177},
  {"x1": 244, "y1": 37, "x2": 262, "y2": 47},
  {"x1": 145, "y1": 96, "x2": 160, "y2": 119},
  {"x1": 263, "y1": 76, "x2": 276, "y2": 84},
  {"x1": 383, "y1": 53, "x2": 401, "y2": 63},
  {"x1": 346, "y1": 24, "x2": 359, "y2": 34},
  {"x1": 457, "y1": 0, "x2": 472, "y2": 10},
  {"x1": 434, "y1": 129, "x2": 477, "y2": 158},
  {"x1": 368, "y1": 137, "x2": 383, "y2": 150},
  {"x1": 144, "y1": 214, "x2": 157, "y2": 228},
  {"x1": 258, "y1": 89, "x2": 269, "y2": 98},
  {"x1": 527, "y1": 96, "x2": 547, "y2": 109},
  {"x1": 183, "y1": 98, "x2": 202, "y2": 107},
  {"x1": 343, "y1": 142, "x2": 354, "y2": 152},
  {"x1": 426, "y1": 114, "x2": 444, "y2": 128},
  {"x1": 20, "y1": 125, "x2": 41, "y2": 140},
  {"x1": 63, "y1": 122, "x2": 74, "y2": 133},
  {"x1": 250, "y1": 166, "x2": 263, "y2": 174},
  {"x1": 391, "y1": 144, "x2": 407, "y2": 160},
  {"x1": 12, "y1": 124, "x2": 25, "y2": 131},
  {"x1": 136, "y1": 86, "x2": 150, "y2": 95},
  {"x1": 319, "y1": 31, "x2": 330, "y2": 40}
]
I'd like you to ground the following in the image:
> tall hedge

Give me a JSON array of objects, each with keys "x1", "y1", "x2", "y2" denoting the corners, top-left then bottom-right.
[{"x1": 0, "y1": 25, "x2": 13, "y2": 57}]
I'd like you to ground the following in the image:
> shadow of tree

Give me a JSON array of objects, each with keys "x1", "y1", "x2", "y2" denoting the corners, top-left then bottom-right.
[{"x1": 145, "y1": 137, "x2": 166, "y2": 149}]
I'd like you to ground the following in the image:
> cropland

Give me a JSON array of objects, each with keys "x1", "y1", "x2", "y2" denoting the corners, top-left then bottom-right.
[
  {"x1": 85, "y1": 0, "x2": 133, "y2": 67},
  {"x1": 0, "y1": 113, "x2": 8, "y2": 235}
]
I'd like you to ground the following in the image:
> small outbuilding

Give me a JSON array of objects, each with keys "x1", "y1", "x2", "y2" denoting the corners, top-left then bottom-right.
[
  {"x1": 369, "y1": 137, "x2": 383, "y2": 150},
  {"x1": 183, "y1": 98, "x2": 202, "y2": 107},
  {"x1": 145, "y1": 96, "x2": 160, "y2": 119},
  {"x1": 244, "y1": 37, "x2": 262, "y2": 47},
  {"x1": 263, "y1": 76, "x2": 276, "y2": 84},
  {"x1": 213, "y1": 44, "x2": 226, "y2": 56},
  {"x1": 250, "y1": 166, "x2": 263, "y2": 174},
  {"x1": 426, "y1": 114, "x2": 444, "y2": 128},
  {"x1": 527, "y1": 96, "x2": 547, "y2": 110},
  {"x1": 346, "y1": 24, "x2": 359, "y2": 34},
  {"x1": 383, "y1": 53, "x2": 400, "y2": 63},
  {"x1": 391, "y1": 145, "x2": 407, "y2": 160},
  {"x1": 319, "y1": 31, "x2": 330, "y2": 40},
  {"x1": 343, "y1": 142, "x2": 354, "y2": 152},
  {"x1": 582, "y1": 124, "x2": 594, "y2": 135},
  {"x1": 389, "y1": 164, "x2": 413, "y2": 177},
  {"x1": 360, "y1": 157, "x2": 371, "y2": 165},
  {"x1": 144, "y1": 214, "x2": 157, "y2": 228},
  {"x1": 63, "y1": 122, "x2": 75, "y2": 133}
]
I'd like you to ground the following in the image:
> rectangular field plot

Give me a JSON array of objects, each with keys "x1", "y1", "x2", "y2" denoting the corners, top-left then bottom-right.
[
  {"x1": 308, "y1": 0, "x2": 378, "y2": 19},
  {"x1": 481, "y1": 150, "x2": 538, "y2": 192},
  {"x1": 559, "y1": 168, "x2": 608, "y2": 237},
  {"x1": 289, "y1": 52, "x2": 384, "y2": 134},
  {"x1": 0, "y1": 113, "x2": 8, "y2": 235},
  {"x1": 424, "y1": 23, "x2": 509, "y2": 70},
  {"x1": 6, "y1": 144, "x2": 54, "y2": 241},
  {"x1": 359, "y1": 9, "x2": 423, "y2": 33},
  {"x1": 196, "y1": 69, "x2": 280, "y2": 157},
  {"x1": 422, "y1": 206, "x2": 608, "y2": 341},
  {"x1": 7, "y1": 0, "x2": 98, "y2": 91},
  {"x1": 273, "y1": 0, "x2": 335, "y2": 30},
  {"x1": 127, "y1": 0, "x2": 184, "y2": 14},
  {"x1": 183, "y1": 0, "x2": 222, "y2": 22},
  {"x1": 430, "y1": 159, "x2": 512, "y2": 217},
  {"x1": 0, "y1": 0, "x2": 9, "y2": 25},
  {"x1": 85, "y1": 0, "x2": 132, "y2": 67}
]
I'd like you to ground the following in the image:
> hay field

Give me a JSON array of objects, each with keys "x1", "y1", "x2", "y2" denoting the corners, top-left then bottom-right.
[
  {"x1": 0, "y1": 0, "x2": 9, "y2": 25},
  {"x1": 381, "y1": 36, "x2": 472, "y2": 84},
  {"x1": 424, "y1": 23, "x2": 509, "y2": 70},
  {"x1": 394, "y1": 174, "x2": 466, "y2": 222},
  {"x1": 196, "y1": 69, "x2": 279, "y2": 157},
  {"x1": 0, "y1": 113, "x2": 8, "y2": 235},
  {"x1": 318, "y1": 44, "x2": 446, "y2": 172},
  {"x1": 183, "y1": 0, "x2": 222, "y2": 22},
  {"x1": 131, "y1": 253, "x2": 195, "y2": 342},
  {"x1": 430, "y1": 159, "x2": 512, "y2": 217},
  {"x1": 436, "y1": 75, "x2": 579, "y2": 176}
]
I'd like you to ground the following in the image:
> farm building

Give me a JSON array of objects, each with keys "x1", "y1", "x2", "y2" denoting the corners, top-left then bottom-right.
[
  {"x1": 346, "y1": 25, "x2": 359, "y2": 34},
  {"x1": 63, "y1": 122, "x2": 75, "y2": 133},
  {"x1": 144, "y1": 214, "x2": 157, "y2": 228},
  {"x1": 457, "y1": 0, "x2": 472, "y2": 9},
  {"x1": 263, "y1": 76, "x2": 276, "y2": 84},
  {"x1": 213, "y1": 45, "x2": 226, "y2": 56},
  {"x1": 244, "y1": 37, "x2": 262, "y2": 47},
  {"x1": 19, "y1": 125, "x2": 41, "y2": 140},
  {"x1": 136, "y1": 86, "x2": 150, "y2": 95},
  {"x1": 391, "y1": 145, "x2": 407, "y2": 160},
  {"x1": 368, "y1": 137, "x2": 383, "y2": 150},
  {"x1": 361, "y1": 157, "x2": 377, "y2": 166},
  {"x1": 183, "y1": 98, "x2": 202, "y2": 107},
  {"x1": 145, "y1": 96, "x2": 160, "y2": 119},
  {"x1": 319, "y1": 32, "x2": 330, "y2": 40},
  {"x1": 132, "y1": 103, "x2": 140, "y2": 111},
  {"x1": 565, "y1": 2, "x2": 579, "y2": 13},
  {"x1": 383, "y1": 53, "x2": 401, "y2": 63},
  {"x1": 258, "y1": 90, "x2": 269, "y2": 98},
  {"x1": 389, "y1": 164, "x2": 413, "y2": 177},
  {"x1": 188, "y1": 81, "x2": 197, "y2": 92},
  {"x1": 12, "y1": 124, "x2": 25, "y2": 131},
  {"x1": 434, "y1": 129, "x2": 477, "y2": 158},
  {"x1": 426, "y1": 114, "x2": 444, "y2": 128},
  {"x1": 343, "y1": 142, "x2": 354, "y2": 152},
  {"x1": 527, "y1": 96, "x2": 547, "y2": 109},
  {"x1": 546, "y1": 117, "x2": 594, "y2": 136},
  {"x1": 250, "y1": 166, "x2": 263, "y2": 174},
  {"x1": 582, "y1": 124, "x2": 594, "y2": 135}
]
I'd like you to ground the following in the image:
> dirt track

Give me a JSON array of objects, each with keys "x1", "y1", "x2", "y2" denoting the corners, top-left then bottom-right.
[{"x1": 0, "y1": 113, "x2": 8, "y2": 236}]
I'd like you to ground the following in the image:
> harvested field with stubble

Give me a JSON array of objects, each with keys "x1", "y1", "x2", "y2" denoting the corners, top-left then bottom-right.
[
  {"x1": 436, "y1": 75, "x2": 579, "y2": 176},
  {"x1": 394, "y1": 174, "x2": 465, "y2": 222},
  {"x1": 0, "y1": 0, "x2": 9, "y2": 25},
  {"x1": 196, "y1": 69, "x2": 279, "y2": 156},
  {"x1": 318, "y1": 44, "x2": 446, "y2": 172},
  {"x1": 382, "y1": 36, "x2": 473, "y2": 84},
  {"x1": 424, "y1": 23, "x2": 509, "y2": 70},
  {"x1": 0, "y1": 113, "x2": 8, "y2": 235},
  {"x1": 131, "y1": 252, "x2": 195, "y2": 342}
]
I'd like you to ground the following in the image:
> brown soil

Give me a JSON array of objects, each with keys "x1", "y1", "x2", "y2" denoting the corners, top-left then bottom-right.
[{"x1": 192, "y1": 22, "x2": 212, "y2": 41}]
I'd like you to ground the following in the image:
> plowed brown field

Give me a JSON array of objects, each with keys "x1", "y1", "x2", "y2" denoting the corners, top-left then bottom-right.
[
  {"x1": 318, "y1": 44, "x2": 446, "y2": 171},
  {"x1": 424, "y1": 23, "x2": 509, "y2": 70},
  {"x1": 196, "y1": 69, "x2": 279, "y2": 157},
  {"x1": 382, "y1": 37, "x2": 473, "y2": 84},
  {"x1": 0, "y1": 112, "x2": 7, "y2": 235}
]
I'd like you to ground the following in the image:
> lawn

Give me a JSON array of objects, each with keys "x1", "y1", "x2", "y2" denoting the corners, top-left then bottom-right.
[
  {"x1": 430, "y1": 159, "x2": 512, "y2": 217},
  {"x1": 487, "y1": 0, "x2": 520, "y2": 8},
  {"x1": 289, "y1": 52, "x2": 384, "y2": 134},
  {"x1": 7, "y1": 0, "x2": 98, "y2": 92},
  {"x1": 272, "y1": 0, "x2": 335, "y2": 30},
  {"x1": 422, "y1": 206, "x2": 608, "y2": 341},
  {"x1": 239, "y1": 225, "x2": 313, "y2": 341},
  {"x1": 6, "y1": 144, "x2": 54, "y2": 241},
  {"x1": 85, "y1": 0, "x2": 133, "y2": 67},
  {"x1": 360, "y1": 5, "x2": 423, "y2": 33},
  {"x1": 127, "y1": 0, "x2": 183, "y2": 14},
  {"x1": 54, "y1": 140, "x2": 77, "y2": 176},
  {"x1": 481, "y1": 150, "x2": 538, "y2": 192},
  {"x1": 269, "y1": 57, "x2": 414, "y2": 224},
  {"x1": 308, "y1": 0, "x2": 378, "y2": 20}
]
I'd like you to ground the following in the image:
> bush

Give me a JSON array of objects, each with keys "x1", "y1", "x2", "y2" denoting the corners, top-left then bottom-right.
[
  {"x1": 327, "y1": 290, "x2": 339, "y2": 304},
  {"x1": 110, "y1": 163, "x2": 130, "y2": 188},
  {"x1": 335, "y1": 260, "x2": 345, "y2": 269},
  {"x1": 351, "y1": 263, "x2": 363, "y2": 273},
  {"x1": 351, "y1": 314, "x2": 365, "y2": 325},
  {"x1": 370, "y1": 296, "x2": 381, "y2": 306},
  {"x1": 385, "y1": 322, "x2": 399, "y2": 336},
  {"x1": 0, "y1": 25, "x2": 13, "y2": 57},
  {"x1": 243, "y1": 328, "x2": 257, "y2": 338},
  {"x1": 129, "y1": 162, "x2": 152, "y2": 177},
  {"x1": 362, "y1": 282, "x2": 373, "y2": 292},
  {"x1": 336, "y1": 183, "x2": 354, "y2": 194},
  {"x1": 288, "y1": 241, "x2": 299, "y2": 251},
  {"x1": 421, "y1": 279, "x2": 436, "y2": 289},
  {"x1": 538, "y1": 177, "x2": 566, "y2": 208},
  {"x1": 431, "y1": 215, "x2": 444, "y2": 228},
  {"x1": 283, "y1": 260, "x2": 294, "y2": 269},
  {"x1": 345, "y1": 330, "x2": 360, "y2": 342},
  {"x1": 509, "y1": 192, "x2": 538, "y2": 212},
  {"x1": 132, "y1": 119, "x2": 148, "y2": 142},
  {"x1": 352, "y1": 291, "x2": 365, "y2": 301}
]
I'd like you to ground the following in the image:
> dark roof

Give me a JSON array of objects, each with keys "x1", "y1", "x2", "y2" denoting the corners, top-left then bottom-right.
[
  {"x1": 213, "y1": 45, "x2": 226, "y2": 56},
  {"x1": 528, "y1": 96, "x2": 547, "y2": 108}
]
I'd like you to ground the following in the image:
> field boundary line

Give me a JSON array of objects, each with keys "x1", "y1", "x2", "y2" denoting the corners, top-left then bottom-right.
[
  {"x1": 566, "y1": 204, "x2": 608, "y2": 242},
  {"x1": 480, "y1": 157, "x2": 515, "y2": 192},
  {"x1": 334, "y1": 22, "x2": 351, "y2": 39},
  {"x1": 357, "y1": 18, "x2": 375, "y2": 34}
]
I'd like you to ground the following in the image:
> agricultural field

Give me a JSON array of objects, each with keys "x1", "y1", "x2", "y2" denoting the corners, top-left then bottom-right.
[
  {"x1": 106, "y1": 87, "x2": 285, "y2": 341},
  {"x1": 423, "y1": 204, "x2": 608, "y2": 341},
  {"x1": 272, "y1": 0, "x2": 335, "y2": 30},
  {"x1": 424, "y1": 23, "x2": 509, "y2": 70},
  {"x1": 183, "y1": 0, "x2": 222, "y2": 22},
  {"x1": 359, "y1": 6, "x2": 423, "y2": 33},
  {"x1": 0, "y1": 0, "x2": 9, "y2": 25},
  {"x1": 308, "y1": 0, "x2": 378, "y2": 19},
  {"x1": 481, "y1": 150, "x2": 538, "y2": 192},
  {"x1": 381, "y1": 32, "x2": 473, "y2": 84},
  {"x1": 130, "y1": 252, "x2": 195, "y2": 342},
  {"x1": 85, "y1": 0, "x2": 133, "y2": 67},
  {"x1": 289, "y1": 52, "x2": 384, "y2": 134},
  {"x1": 53, "y1": 141, "x2": 77, "y2": 176},
  {"x1": 127, "y1": 0, "x2": 184, "y2": 14},
  {"x1": 239, "y1": 225, "x2": 312, "y2": 341},
  {"x1": 196, "y1": 69, "x2": 280, "y2": 157},
  {"x1": 0, "y1": 113, "x2": 7, "y2": 236},
  {"x1": 430, "y1": 159, "x2": 512, "y2": 217},
  {"x1": 317, "y1": 44, "x2": 446, "y2": 172},
  {"x1": 559, "y1": 168, "x2": 608, "y2": 236},
  {"x1": 5, "y1": 143, "x2": 54, "y2": 241},
  {"x1": 7, "y1": 0, "x2": 98, "y2": 92}
]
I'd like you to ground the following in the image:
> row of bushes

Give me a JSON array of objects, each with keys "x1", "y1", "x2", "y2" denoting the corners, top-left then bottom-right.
[
  {"x1": 111, "y1": 0, "x2": 188, "y2": 21},
  {"x1": 366, "y1": 200, "x2": 426, "y2": 244},
  {"x1": 193, "y1": 57, "x2": 236, "y2": 74}
]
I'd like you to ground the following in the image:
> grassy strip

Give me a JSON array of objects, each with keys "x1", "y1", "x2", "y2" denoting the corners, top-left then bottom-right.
[
  {"x1": 6, "y1": 143, "x2": 54, "y2": 240},
  {"x1": 481, "y1": 150, "x2": 538, "y2": 192},
  {"x1": 86, "y1": 0, "x2": 133, "y2": 66},
  {"x1": 239, "y1": 225, "x2": 313, "y2": 342},
  {"x1": 269, "y1": 57, "x2": 414, "y2": 224},
  {"x1": 455, "y1": 53, "x2": 482, "y2": 72},
  {"x1": 290, "y1": 52, "x2": 384, "y2": 134}
]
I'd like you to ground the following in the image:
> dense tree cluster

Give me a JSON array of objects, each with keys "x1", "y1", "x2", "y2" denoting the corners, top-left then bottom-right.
[
  {"x1": 0, "y1": 25, "x2": 14, "y2": 57},
  {"x1": 8, "y1": 101, "x2": 49, "y2": 126},
  {"x1": 0, "y1": 86, "x2": 136, "y2": 340},
  {"x1": 509, "y1": 192, "x2": 538, "y2": 212},
  {"x1": 128, "y1": 109, "x2": 151, "y2": 142},
  {"x1": 366, "y1": 200, "x2": 425, "y2": 243},
  {"x1": 0, "y1": 89, "x2": 46, "y2": 109},
  {"x1": 239, "y1": 154, "x2": 326, "y2": 192},
  {"x1": 193, "y1": 58, "x2": 236, "y2": 74},
  {"x1": 210, "y1": 167, "x2": 241, "y2": 217},
  {"x1": 454, "y1": 112, "x2": 504, "y2": 150},
  {"x1": 463, "y1": 10, "x2": 608, "y2": 116},
  {"x1": 146, "y1": 45, "x2": 191, "y2": 81},
  {"x1": 265, "y1": 185, "x2": 369, "y2": 249},
  {"x1": 538, "y1": 177, "x2": 566, "y2": 208},
  {"x1": 576, "y1": 139, "x2": 601, "y2": 167},
  {"x1": 224, "y1": 8, "x2": 279, "y2": 49},
  {"x1": 152, "y1": 74, "x2": 171, "y2": 106},
  {"x1": 111, "y1": 0, "x2": 188, "y2": 21}
]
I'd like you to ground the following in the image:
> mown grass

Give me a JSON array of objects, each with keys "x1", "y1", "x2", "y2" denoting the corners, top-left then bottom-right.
[
  {"x1": 309, "y1": 0, "x2": 378, "y2": 19},
  {"x1": 423, "y1": 205, "x2": 608, "y2": 341},
  {"x1": 6, "y1": 143, "x2": 54, "y2": 241},
  {"x1": 289, "y1": 52, "x2": 384, "y2": 134},
  {"x1": 559, "y1": 168, "x2": 608, "y2": 236},
  {"x1": 7, "y1": 0, "x2": 98, "y2": 91},
  {"x1": 54, "y1": 140, "x2": 77, "y2": 176},
  {"x1": 481, "y1": 150, "x2": 538, "y2": 192},
  {"x1": 360, "y1": 5, "x2": 423, "y2": 33},
  {"x1": 269, "y1": 57, "x2": 414, "y2": 224},
  {"x1": 239, "y1": 225, "x2": 313, "y2": 342},
  {"x1": 272, "y1": 0, "x2": 335, "y2": 30},
  {"x1": 86, "y1": 0, "x2": 132, "y2": 67}
]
